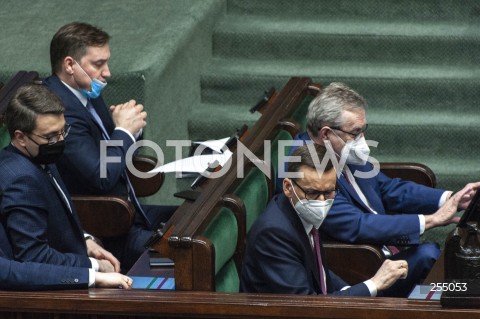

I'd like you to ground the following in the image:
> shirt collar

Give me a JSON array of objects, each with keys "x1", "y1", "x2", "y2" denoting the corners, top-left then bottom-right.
[
  {"x1": 61, "y1": 80, "x2": 88, "y2": 107},
  {"x1": 289, "y1": 195, "x2": 315, "y2": 236}
]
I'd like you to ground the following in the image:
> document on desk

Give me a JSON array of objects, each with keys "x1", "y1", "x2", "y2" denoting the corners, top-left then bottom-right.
[
  {"x1": 148, "y1": 150, "x2": 233, "y2": 174},
  {"x1": 193, "y1": 137, "x2": 230, "y2": 154},
  {"x1": 130, "y1": 276, "x2": 175, "y2": 290},
  {"x1": 408, "y1": 285, "x2": 441, "y2": 300}
]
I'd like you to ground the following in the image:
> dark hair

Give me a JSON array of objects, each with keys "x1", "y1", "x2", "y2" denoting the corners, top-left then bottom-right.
[
  {"x1": 50, "y1": 22, "x2": 110, "y2": 74},
  {"x1": 5, "y1": 84, "x2": 65, "y2": 137},
  {"x1": 287, "y1": 144, "x2": 334, "y2": 175}
]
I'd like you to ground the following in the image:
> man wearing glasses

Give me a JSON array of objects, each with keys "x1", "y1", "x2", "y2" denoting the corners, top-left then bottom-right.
[
  {"x1": 241, "y1": 144, "x2": 412, "y2": 296},
  {"x1": 0, "y1": 84, "x2": 125, "y2": 284},
  {"x1": 281, "y1": 82, "x2": 479, "y2": 297}
]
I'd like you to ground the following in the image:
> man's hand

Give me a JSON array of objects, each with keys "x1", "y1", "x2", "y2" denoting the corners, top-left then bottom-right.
[
  {"x1": 370, "y1": 259, "x2": 408, "y2": 291},
  {"x1": 95, "y1": 273, "x2": 133, "y2": 289},
  {"x1": 425, "y1": 182, "x2": 480, "y2": 230},
  {"x1": 86, "y1": 238, "x2": 121, "y2": 272},
  {"x1": 456, "y1": 182, "x2": 480, "y2": 211},
  {"x1": 110, "y1": 99, "x2": 147, "y2": 136}
]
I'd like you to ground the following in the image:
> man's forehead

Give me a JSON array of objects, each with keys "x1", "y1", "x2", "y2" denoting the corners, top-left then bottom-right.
[
  {"x1": 299, "y1": 166, "x2": 336, "y2": 187},
  {"x1": 34, "y1": 114, "x2": 65, "y2": 133},
  {"x1": 342, "y1": 109, "x2": 366, "y2": 128},
  {"x1": 83, "y1": 45, "x2": 110, "y2": 61}
]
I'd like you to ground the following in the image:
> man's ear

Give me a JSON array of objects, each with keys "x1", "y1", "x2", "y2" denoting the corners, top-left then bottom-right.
[
  {"x1": 309, "y1": 127, "x2": 329, "y2": 145},
  {"x1": 13, "y1": 130, "x2": 27, "y2": 148},
  {"x1": 318, "y1": 126, "x2": 331, "y2": 141},
  {"x1": 64, "y1": 56, "x2": 75, "y2": 75},
  {"x1": 283, "y1": 178, "x2": 293, "y2": 198}
]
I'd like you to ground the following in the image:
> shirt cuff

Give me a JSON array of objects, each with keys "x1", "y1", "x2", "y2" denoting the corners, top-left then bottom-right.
[
  {"x1": 134, "y1": 128, "x2": 143, "y2": 140},
  {"x1": 418, "y1": 214, "x2": 426, "y2": 235},
  {"x1": 363, "y1": 279, "x2": 377, "y2": 297},
  {"x1": 88, "y1": 269, "x2": 95, "y2": 288},
  {"x1": 89, "y1": 257, "x2": 99, "y2": 271},
  {"x1": 114, "y1": 127, "x2": 136, "y2": 143},
  {"x1": 439, "y1": 191, "x2": 453, "y2": 207}
]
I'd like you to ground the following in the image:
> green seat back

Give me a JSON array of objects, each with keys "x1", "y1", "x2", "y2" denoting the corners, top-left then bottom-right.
[
  {"x1": 271, "y1": 129, "x2": 293, "y2": 193},
  {"x1": 234, "y1": 167, "x2": 269, "y2": 232},
  {"x1": 214, "y1": 258, "x2": 240, "y2": 293},
  {"x1": 202, "y1": 207, "x2": 239, "y2": 292},
  {"x1": 291, "y1": 94, "x2": 314, "y2": 131},
  {"x1": 0, "y1": 126, "x2": 9, "y2": 149}
]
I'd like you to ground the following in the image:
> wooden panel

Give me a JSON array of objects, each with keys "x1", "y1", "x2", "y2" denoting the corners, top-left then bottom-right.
[{"x1": 0, "y1": 289, "x2": 479, "y2": 319}]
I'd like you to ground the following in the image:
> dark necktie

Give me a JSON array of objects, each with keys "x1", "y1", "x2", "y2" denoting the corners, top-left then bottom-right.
[
  {"x1": 44, "y1": 167, "x2": 72, "y2": 213},
  {"x1": 86, "y1": 99, "x2": 151, "y2": 228},
  {"x1": 311, "y1": 227, "x2": 327, "y2": 295},
  {"x1": 343, "y1": 170, "x2": 399, "y2": 255}
]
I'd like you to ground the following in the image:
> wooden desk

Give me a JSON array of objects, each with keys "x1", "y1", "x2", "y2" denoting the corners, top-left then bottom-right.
[
  {"x1": 1, "y1": 289, "x2": 480, "y2": 319},
  {"x1": 127, "y1": 249, "x2": 174, "y2": 278}
]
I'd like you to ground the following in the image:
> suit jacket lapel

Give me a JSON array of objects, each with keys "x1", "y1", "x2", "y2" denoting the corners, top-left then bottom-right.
[
  {"x1": 355, "y1": 176, "x2": 384, "y2": 214},
  {"x1": 338, "y1": 173, "x2": 371, "y2": 212},
  {"x1": 91, "y1": 98, "x2": 115, "y2": 135},
  {"x1": 45, "y1": 165, "x2": 86, "y2": 242},
  {"x1": 280, "y1": 195, "x2": 322, "y2": 292}
]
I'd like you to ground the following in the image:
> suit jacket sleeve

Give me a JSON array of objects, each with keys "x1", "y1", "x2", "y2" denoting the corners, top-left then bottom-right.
[
  {"x1": 62, "y1": 102, "x2": 134, "y2": 193},
  {"x1": 322, "y1": 190, "x2": 422, "y2": 245},
  {"x1": 321, "y1": 166, "x2": 445, "y2": 246},
  {"x1": 0, "y1": 257, "x2": 88, "y2": 290},
  {"x1": 327, "y1": 269, "x2": 371, "y2": 296},
  {"x1": 2, "y1": 173, "x2": 91, "y2": 267}
]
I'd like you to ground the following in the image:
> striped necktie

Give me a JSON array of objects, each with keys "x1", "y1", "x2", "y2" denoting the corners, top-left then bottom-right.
[
  {"x1": 311, "y1": 227, "x2": 327, "y2": 295},
  {"x1": 86, "y1": 99, "x2": 151, "y2": 228}
]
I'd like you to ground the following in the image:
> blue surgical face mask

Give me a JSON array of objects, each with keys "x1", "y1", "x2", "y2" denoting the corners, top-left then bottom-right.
[{"x1": 74, "y1": 60, "x2": 107, "y2": 99}]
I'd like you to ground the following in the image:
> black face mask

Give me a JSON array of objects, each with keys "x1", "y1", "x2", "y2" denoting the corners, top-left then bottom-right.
[{"x1": 30, "y1": 140, "x2": 65, "y2": 165}]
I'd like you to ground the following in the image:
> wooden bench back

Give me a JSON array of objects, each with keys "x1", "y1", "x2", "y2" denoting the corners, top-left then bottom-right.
[{"x1": 151, "y1": 77, "x2": 321, "y2": 291}]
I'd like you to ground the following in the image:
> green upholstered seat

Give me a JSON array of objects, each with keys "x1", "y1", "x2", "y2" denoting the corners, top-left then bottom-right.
[
  {"x1": 291, "y1": 95, "x2": 314, "y2": 131},
  {"x1": 233, "y1": 167, "x2": 269, "y2": 232},
  {"x1": 271, "y1": 129, "x2": 293, "y2": 194},
  {"x1": 214, "y1": 258, "x2": 240, "y2": 293},
  {"x1": 202, "y1": 207, "x2": 239, "y2": 292},
  {"x1": 0, "y1": 126, "x2": 9, "y2": 149}
]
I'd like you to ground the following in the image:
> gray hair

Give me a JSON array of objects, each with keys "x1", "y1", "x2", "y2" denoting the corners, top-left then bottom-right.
[{"x1": 306, "y1": 82, "x2": 367, "y2": 137}]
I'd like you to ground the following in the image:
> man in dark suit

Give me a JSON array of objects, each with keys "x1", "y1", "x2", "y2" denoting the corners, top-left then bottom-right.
[
  {"x1": 0, "y1": 220, "x2": 132, "y2": 290},
  {"x1": 241, "y1": 144, "x2": 417, "y2": 296},
  {"x1": 43, "y1": 22, "x2": 175, "y2": 270},
  {"x1": 0, "y1": 84, "x2": 121, "y2": 276},
  {"x1": 278, "y1": 82, "x2": 480, "y2": 297}
]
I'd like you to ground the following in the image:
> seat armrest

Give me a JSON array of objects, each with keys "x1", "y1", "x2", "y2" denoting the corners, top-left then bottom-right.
[
  {"x1": 380, "y1": 162, "x2": 436, "y2": 188},
  {"x1": 128, "y1": 155, "x2": 164, "y2": 197},
  {"x1": 323, "y1": 240, "x2": 385, "y2": 285},
  {"x1": 72, "y1": 195, "x2": 135, "y2": 238}
]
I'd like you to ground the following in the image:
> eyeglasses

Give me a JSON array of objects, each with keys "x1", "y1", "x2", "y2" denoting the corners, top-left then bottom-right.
[
  {"x1": 29, "y1": 123, "x2": 71, "y2": 145},
  {"x1": 330, "y1": 124, "x2": 368, "y2": 141},
  {"x1": 291, "y1": 179, "x2": 337, "y2": 200}
]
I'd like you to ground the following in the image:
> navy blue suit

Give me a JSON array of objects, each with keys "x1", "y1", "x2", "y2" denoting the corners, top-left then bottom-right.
[
  {"x1": 43, "y1": 75, "x2": 174, "y2": 270},
  {"x1": 0, "y1": 222, "x2": 88, "y2": 290},
  {"x1": 240, "y1": 193, "x2": 371, "y2": 296},
  {"x1": 0, "y1": 145, "x2": 91, "y2": 268},
  {"x1": 281, "y1": 131, "x2": 443, "y2": 297}
]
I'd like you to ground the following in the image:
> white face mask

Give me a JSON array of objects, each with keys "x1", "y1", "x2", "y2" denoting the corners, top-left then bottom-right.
[
  {"x1": 332, "y1": 131, "x2": 370, "y2": 165},
  {"x1": 289, "y1": 181, "x2": 333, "y2": 229}
]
